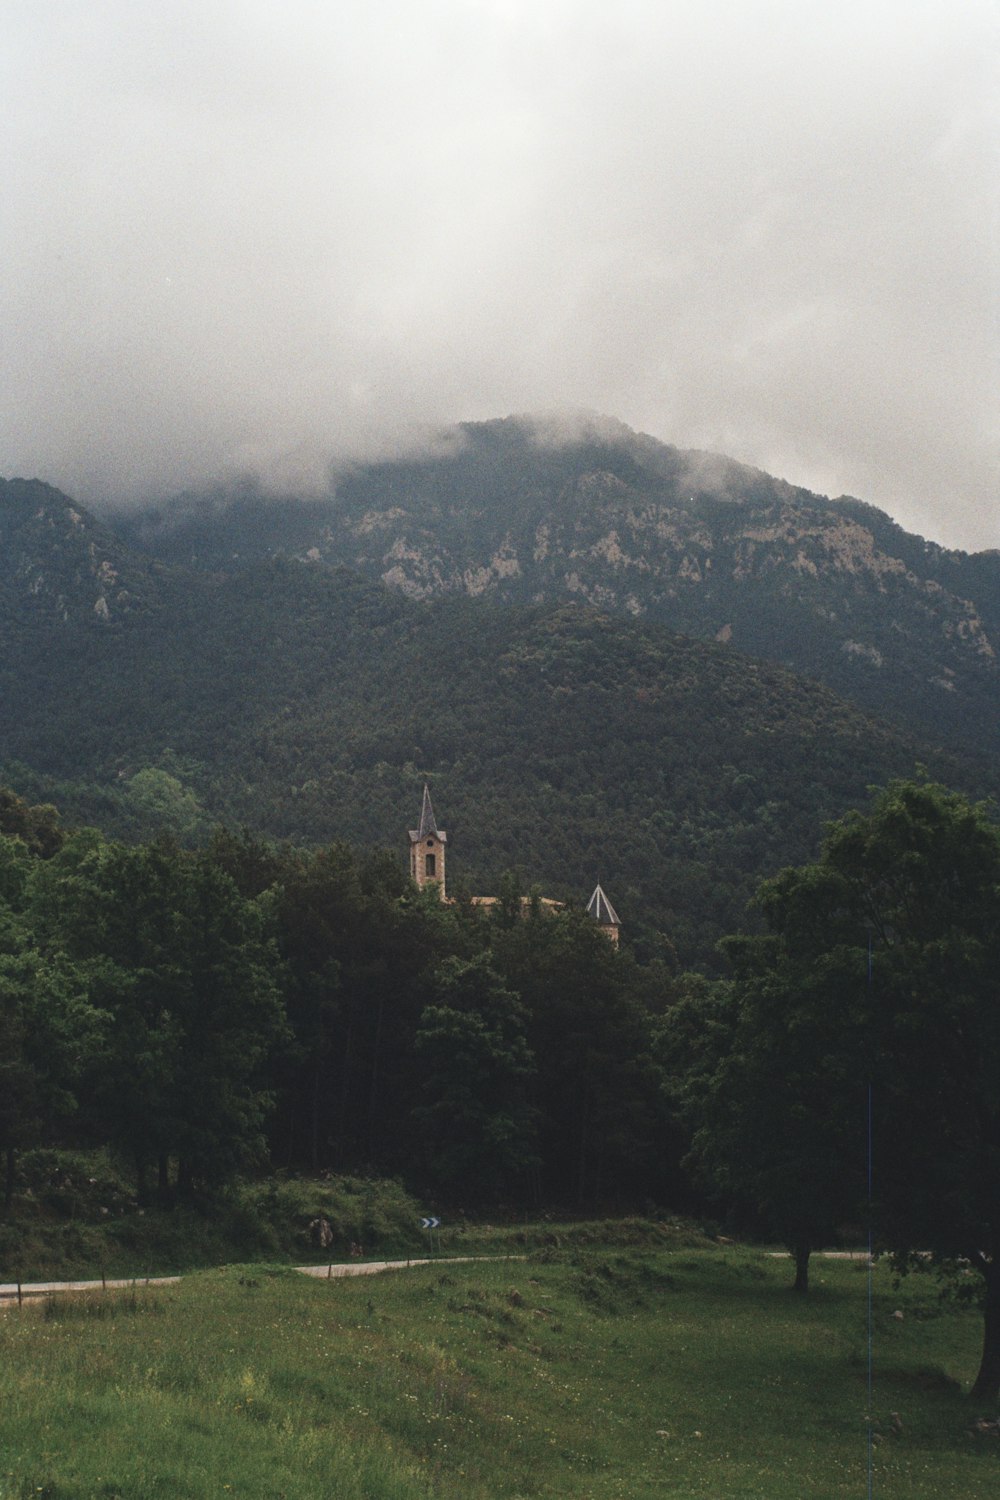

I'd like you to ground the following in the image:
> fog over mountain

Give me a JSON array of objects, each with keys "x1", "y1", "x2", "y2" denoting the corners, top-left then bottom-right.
[{"x1": 4, "y1": 1, "x2": 997, "y2": 551}]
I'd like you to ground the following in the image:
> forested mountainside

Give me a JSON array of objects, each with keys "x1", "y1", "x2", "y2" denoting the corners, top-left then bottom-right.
[
  {"x1": 108, "y1": 415, "x2": 1000, "y2": 758},
  {"x1": 3, "y1": 474, "x2": 996, "y2": 968},
  {"x1": 0, "y1": 476, "x2": 161, "y2": 623}
]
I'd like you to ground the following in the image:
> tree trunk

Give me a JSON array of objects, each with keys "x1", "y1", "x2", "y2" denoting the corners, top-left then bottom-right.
[
  {"x1": 3, "y1": 1146, "x2": 15, "y2": 1213},
  {"x1": 576, "y1": 1087, "x2": 591, "y2": 1206},
  {"x1": 284, "y1": 1095, "x2": 297, "y2": 1170},
  {"x1": 365, "y1": 995, "x2": 384, "y2": 1162},
  {"x1": 338, "y1": 1010, "x2": 354, "y2": 1154},
  {"x1": 970, "y1": 1262, "x2": 1000, "y2": 1405},
  {"x1": 793, "y1": 1239, "x2": 811, "y2": 1294},
  {"x1": 157, "y1": 1154, "x2": 171, "y2": 1205},
  {"x1": 310, "y1": 1054, "x2": 322, "y2": 1172},
  {"x1": 177, "y1": 1158, "x2": 194, "y2": 1201}
]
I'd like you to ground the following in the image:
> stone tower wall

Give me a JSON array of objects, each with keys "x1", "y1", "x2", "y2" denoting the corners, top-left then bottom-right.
[{"x1": 411, "y1": 833, "x2": 446, "y2": 898}]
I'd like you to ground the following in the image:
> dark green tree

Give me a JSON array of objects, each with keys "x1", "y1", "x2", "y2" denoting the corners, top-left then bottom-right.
[
  {"x1": 0, "y1": 788, "x2": 65, "y2": 858},
  {"x1": 684, "y1": 779, "x2": 1000, "y2": 1398},
  {"x1": 413, "y1": 953, "x2": 538, "y2": 1196},
  {"x1": 0, "y1": 835, "x2": 106, "y2": 1208},
  {"x1": 783, "y1": 778, "x2": 1000, "y2": 1403},
  {"x1": 31, "y1": 832, "x2": 285, "y2": 1199},
  {"x1": 493, "y1": 905, "x2": 660, "y2": 1206},
  {"x1": 659, "y1": 955, "x2": 868, "y2": 1292},
  {"x1": 270, "y1": 846, "x2": 463, "y2": 1173}
]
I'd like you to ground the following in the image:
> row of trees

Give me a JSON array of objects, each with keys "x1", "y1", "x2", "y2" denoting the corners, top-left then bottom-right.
[
  {"x1": 0, "y1": 829, "x2": 284, "y2": 1207},
  {"x1": 0, "y1": 806, "x2": 672, "y2": 1213},
  {"x1": 2, "y1": 777, "x2": 998, "y2": 1400}
]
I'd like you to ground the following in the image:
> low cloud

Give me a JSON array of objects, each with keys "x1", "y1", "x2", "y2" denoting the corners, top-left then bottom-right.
[{"x1": 3, "y1": 1, "x2": 996, "y2": 551}]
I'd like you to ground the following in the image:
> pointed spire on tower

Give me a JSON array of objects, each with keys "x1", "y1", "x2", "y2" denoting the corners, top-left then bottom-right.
[
  {"x1": 417, "y1": 784, "x2": 439, "y2": 841},
  {"x1": 408, "y1": 785, "x2": 447, "y2": 897}
]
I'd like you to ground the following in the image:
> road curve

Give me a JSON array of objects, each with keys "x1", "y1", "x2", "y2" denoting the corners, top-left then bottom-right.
[{"x1": 1, "y1": 1255, "x2": 515, "y2": 1302}]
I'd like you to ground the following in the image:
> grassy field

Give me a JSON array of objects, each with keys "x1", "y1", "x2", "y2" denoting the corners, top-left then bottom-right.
[{"x1": 1, "y1": 1245, "x2": 996, "y2": 1499}]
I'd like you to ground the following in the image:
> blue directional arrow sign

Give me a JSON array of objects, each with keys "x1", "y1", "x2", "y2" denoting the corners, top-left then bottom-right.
[{"x1": 420, "y1": 1217, "x2": 441, "y2": 1230}]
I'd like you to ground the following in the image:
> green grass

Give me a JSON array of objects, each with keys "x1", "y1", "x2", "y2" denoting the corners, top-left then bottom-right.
[
  {"x1": 1, "y1": 1248, "x2": 996, "y2": 1498},
  {"x1": 431, "y1": 1213, "x2": 717, "y2": 1257}
]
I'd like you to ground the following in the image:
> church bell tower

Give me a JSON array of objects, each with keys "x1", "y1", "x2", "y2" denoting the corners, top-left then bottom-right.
[{"x1": 409, "y1": 785, "x2": 447, "y2": 899}]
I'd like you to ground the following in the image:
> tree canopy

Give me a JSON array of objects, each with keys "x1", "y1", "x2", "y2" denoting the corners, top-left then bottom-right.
[
  {"x1": 666, "y1": 779, "x2": 1000, "y2": 1400},
  {"x1": 0, "y1": 792, "x2": 676, "y2": 1215}
]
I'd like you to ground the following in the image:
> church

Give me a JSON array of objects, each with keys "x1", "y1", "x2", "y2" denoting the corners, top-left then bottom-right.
[{"x1": 407, "y1": 784, "x2": 620, "y2": 944}]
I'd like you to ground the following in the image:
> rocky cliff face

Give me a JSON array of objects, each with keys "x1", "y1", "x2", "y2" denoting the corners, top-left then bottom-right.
[
  {"x1": 0, "y1": 477, "x2": 158, "y2": 624},
  {"x1": 338, "y1": 462, "x2": 994, "y2": 660},
  {"x1": 305, "y1": 418, "x2": 998, "y2": 751}
]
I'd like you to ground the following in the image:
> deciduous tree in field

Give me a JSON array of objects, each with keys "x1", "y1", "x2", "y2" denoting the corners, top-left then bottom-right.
[
  {"x1": 795, "y1": 778, "x2": 1000, "y2": 1405},
  {"x1": 672, "y1": 779, "x2": 1000, "y2": 1401}
]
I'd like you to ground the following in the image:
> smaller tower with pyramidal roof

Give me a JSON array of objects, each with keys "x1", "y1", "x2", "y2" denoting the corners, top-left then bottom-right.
[
  {"x1": 409, "y1": 785, "x2": 447, "y2": 899},
  {"x1": 586, "y1": 883, "x2": 620, "y2": 946}
]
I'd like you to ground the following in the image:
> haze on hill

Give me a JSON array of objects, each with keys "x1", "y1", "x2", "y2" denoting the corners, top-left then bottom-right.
[{"x1": 4, "y1": 2, "x2": 997, "y2": 553}]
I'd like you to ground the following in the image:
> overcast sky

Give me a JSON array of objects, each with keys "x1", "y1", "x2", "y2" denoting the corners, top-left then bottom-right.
[{"x1": 4, "y1": 1, "x2": 998, "y2": 550}]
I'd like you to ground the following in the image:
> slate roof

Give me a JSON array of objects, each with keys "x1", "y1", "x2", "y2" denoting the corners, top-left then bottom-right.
[
  {"x1": 409, "y1": 784, "x2": 447, "y2": 844},
  {"x1": 586, "y1": 883, "x2": 620, "y2": 927}
]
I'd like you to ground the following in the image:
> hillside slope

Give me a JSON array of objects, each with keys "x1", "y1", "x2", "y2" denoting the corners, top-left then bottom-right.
[
  {"x1": 0, "y1": 476, "x2": 160, "y2": 624},
  {"x1": 3, "y1": 476, "x2": 994, "y2": 966},
  {"x1": 111, "y1": 416, "x2": 1000, "y2": 756}
]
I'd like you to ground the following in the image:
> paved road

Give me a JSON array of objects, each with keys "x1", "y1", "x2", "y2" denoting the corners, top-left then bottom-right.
[
  {"x1": 0, "y1": 1255, "x2": 511, "y2": 1302},
  {"x1": 298, "y1": 1255, "x2": 505, "y2": 1279},
  {"x1": 0, "y1": 1274, "x2": 181, "y2": 1301},
  {"x1": 768, "y1": 1250, "x2": 872, "y2": 1260}
]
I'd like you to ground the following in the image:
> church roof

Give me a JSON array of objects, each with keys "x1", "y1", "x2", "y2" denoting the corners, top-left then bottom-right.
[
  {"x1": 586, "y1": 883, "x2": 620, "y2": 927},
  {"x1": 409, "y1": 784, "x2": 447, "y2": 844}
]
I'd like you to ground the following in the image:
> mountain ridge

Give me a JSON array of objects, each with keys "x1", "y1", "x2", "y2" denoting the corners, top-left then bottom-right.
[
  {"x1": 3, "y1": 464, "x2": 998, "y2": 966},
  {"x1": 100, "y1": 416, "x2": 1000, "y2": 756}
]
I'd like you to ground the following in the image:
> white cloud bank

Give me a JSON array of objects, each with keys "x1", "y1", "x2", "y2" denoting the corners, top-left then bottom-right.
[{"x1": 3, "y1": 0, "x2": 997, "y2": 549}]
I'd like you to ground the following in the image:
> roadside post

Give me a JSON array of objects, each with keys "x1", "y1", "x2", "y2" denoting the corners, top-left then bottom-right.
[{"x1": 420, "y1": 1216, "x2": 441, "y2": 1256}]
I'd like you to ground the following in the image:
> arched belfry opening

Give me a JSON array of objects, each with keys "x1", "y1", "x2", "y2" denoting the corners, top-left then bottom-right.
[{"x1": 408, "y1": 785, "x2": 447, "y2": 899}]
